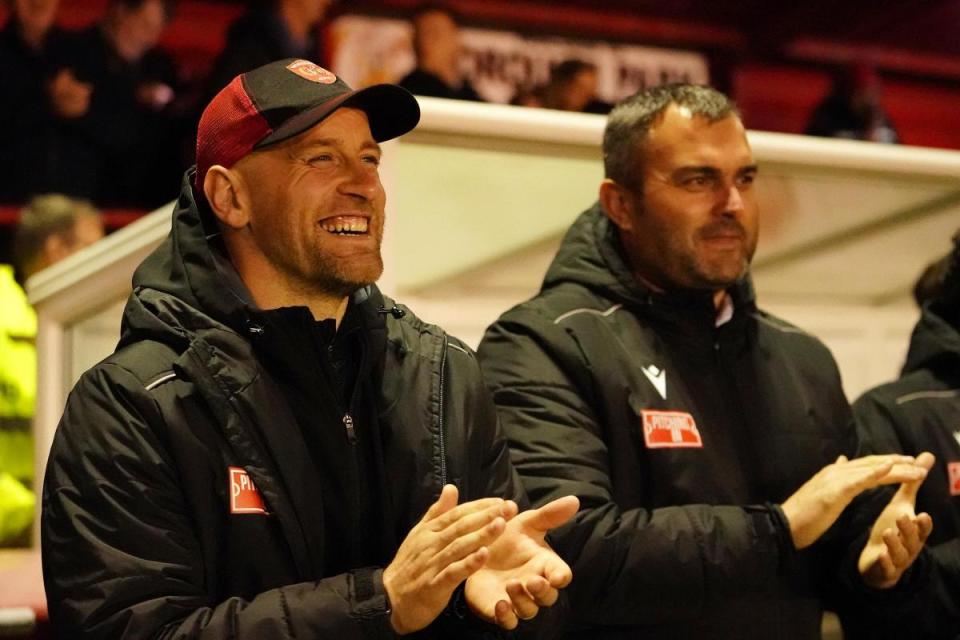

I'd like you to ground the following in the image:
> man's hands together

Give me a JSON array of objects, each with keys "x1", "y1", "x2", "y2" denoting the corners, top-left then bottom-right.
[
  {"x1": 383, "y1": 485, "x2": 578, "y2": 635},
  {"x1": 781, "y1": 454, "x2": 928, "y2": 550}
]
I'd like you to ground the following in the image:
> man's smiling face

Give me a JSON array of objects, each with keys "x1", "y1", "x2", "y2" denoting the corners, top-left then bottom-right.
[{"x1": 233, "y1": 107, "x2": 386, "y2": 298}]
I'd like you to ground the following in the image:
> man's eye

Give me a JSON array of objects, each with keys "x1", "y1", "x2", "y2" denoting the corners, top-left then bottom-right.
[
  {"x1": 684, "y1": 176, "x2": 710, "y2": 188},
  {"x1": 738, "y1": 173, "x2": 756, "y2": 187},
  {"x1": 362, "y1": 155, "x2": 381, "y2": 166},
  {"x1": 309, "y1": 154, "x2": 333, "y2": 163}
]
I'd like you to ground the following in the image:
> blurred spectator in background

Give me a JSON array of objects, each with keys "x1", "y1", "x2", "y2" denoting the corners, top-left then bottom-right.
[
  {"x1": 511, "y1": 59, "x2": 610, "y2": 113},
  {"x1": 0, "y1": 195, "x2": 102, "y2": 547},
  {"x1": 850, "y1": 232, "x2": 960, "y2": 634},
  {"x1": 42, "y1": 0, "x2": 184, "y2": 208},
  {"x1": 0, "y1": 0, "x2": 73, "y2": 204},
  {"x1": 399, "y1": 4, "x2": 481, "y2": 101},
  {"x1": 806, "y1": 64, "x2": 899, "y2": 143},
  {"x1": 205, "y1": 0, "x2": 332, "y2": 98}
]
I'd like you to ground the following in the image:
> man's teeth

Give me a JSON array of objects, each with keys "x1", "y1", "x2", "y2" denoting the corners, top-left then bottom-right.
[{"x1": 321, "y1": 218, "x2": 368, "y2": 234}]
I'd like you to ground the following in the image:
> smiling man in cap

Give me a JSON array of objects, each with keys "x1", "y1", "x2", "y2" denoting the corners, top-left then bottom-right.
[{"x1": 40, "y1": 58, "x2": 578, "y2": 639}]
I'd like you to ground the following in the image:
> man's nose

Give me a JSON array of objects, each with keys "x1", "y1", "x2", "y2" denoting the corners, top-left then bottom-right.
[
  {"x1": 339, "y1": 162, "x2": 381, "y2": 200},
  {"x1": 721, "y1": 183, "x2": 745, "y2": 215}
]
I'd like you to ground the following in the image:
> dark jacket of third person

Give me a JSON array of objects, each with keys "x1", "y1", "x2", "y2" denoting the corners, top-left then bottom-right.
[
  {"x1": 852, "y1": 306, "x2": 960, "y2": 637},
  {"x1": 478, "y1": 203, "x2": 884, "y2": 639}
]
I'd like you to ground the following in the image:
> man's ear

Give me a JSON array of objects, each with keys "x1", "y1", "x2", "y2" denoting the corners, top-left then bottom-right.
[
  {"x1": 41, "y1": 233, "x2": 69, "y2": 268},
  {"x1": 599, "y1": 178, "x2": 638, "y2": 232},
  {"x1": 204, "y1": 165, "x2": 249, "y2": 230}
]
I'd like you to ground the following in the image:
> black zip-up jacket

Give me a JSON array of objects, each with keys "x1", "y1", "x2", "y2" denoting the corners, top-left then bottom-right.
[
  {"x1": 41, "y1": 172, "x2": 545, "y2": 639},
  {"x1": 478, "y1": 204, "x2": 869, "y2": 639},
  {"x1": 851, "y1": 308, "x2": 960, "y2": 637}
]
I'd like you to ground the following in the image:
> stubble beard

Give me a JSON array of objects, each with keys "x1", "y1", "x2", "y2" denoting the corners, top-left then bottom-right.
[{"x1": 302, "y1": 249, "x2": 384, "y2": 299}]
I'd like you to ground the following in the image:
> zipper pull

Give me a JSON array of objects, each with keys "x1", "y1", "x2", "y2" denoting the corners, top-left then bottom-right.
[{"x1": 343, "y1": 413, "x2": 357, "y2": 445}]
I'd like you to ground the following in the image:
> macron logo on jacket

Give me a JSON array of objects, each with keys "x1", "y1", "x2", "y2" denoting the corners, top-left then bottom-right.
[{"x1": 642, "y1": 364, "x2": 667, "y2": 400}]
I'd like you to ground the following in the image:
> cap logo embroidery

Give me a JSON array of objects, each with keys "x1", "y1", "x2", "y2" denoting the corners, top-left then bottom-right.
[
  {"x1": 229, "y1": 466, "x2": 268, "y2": 514},
  {"x1": 949, "y1": 462, "x2": 960, "y2": 497},
  {"x1": 286, "y1": 60, "x2": 336, "y2": 84},
  {"x1": 641, "y1": 410, "x2": 703, "y2": 448}
]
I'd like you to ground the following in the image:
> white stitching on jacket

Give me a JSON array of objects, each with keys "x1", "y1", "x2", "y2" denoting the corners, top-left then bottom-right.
[
  {"x1": 895, "y1": 389, "x2": 960, "y2": 405},
  {"x1": 553, "y1": 304, "x2": 622, "y2": 324},
  {"x1": 145, "y1": 372, "x2": 177, "y2": 391}
]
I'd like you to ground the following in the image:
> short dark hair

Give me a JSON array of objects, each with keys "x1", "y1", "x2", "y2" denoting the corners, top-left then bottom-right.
[
  {"x1": 913, "y1": 252, "x2": 950, "y2": 308},
  {"x1": 551, "y1": 59, "x2": 596, "y2": 84},
  {"x1": 603, "y1": 83, "x2": 738, "y2": 191},
  {"x1": 411, "y1": 2, "x2": 460, "y2": 23},
  {"x1": 410, "y1": 3, "x2": 460, "y2": 59},
  {"x1": 12, "y1": 195, "x2": 101, "y2": 285},
  {"x1": 929, "y1": 230, "x2": 960, "y2": 326}
]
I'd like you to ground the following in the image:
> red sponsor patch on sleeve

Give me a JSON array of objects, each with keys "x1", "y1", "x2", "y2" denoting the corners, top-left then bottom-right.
[
  {"x1": 641, "y1": 410, "x2": 703, "y2": 448},
  {"x1": 949, "y1": 462, "x2": 960, "y2": 497},
  {"x1": 229, "y1": 466, "x2": 268, "y2": 514}
]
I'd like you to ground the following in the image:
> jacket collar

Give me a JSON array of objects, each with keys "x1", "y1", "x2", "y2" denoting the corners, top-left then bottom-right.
[{"x1": 543, "y1": 202, "x2": 758, "y2": 328}]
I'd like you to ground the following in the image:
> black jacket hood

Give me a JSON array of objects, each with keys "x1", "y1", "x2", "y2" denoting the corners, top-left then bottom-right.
[
  {"x1": 119, "y1": 170, "x2": 387, "y2": 353},
  {"x1": 542, "y1": 202, "x2": 757, "y2": 312},
  {"x1": 119, "y1": 170, "x2": 252, "y2": 351},
  {"x1": 902, "y1": 306, "x2": 960, "y2": 375}
]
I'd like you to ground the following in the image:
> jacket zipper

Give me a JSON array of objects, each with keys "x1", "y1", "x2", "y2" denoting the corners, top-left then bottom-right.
[
  {"x1": 343, "y1": 413, "x2": 357, "y2": 445},
  {"x1": 438, "y1": 337, "x2": 448, "y2": 486},
  {"x1": 324, "y1": 337, "x2": 365, "y2": 447}
]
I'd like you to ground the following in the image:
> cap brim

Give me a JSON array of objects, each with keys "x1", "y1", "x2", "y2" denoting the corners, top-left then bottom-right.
[{"x1": 255, "y1": 84, "x2": 421, "y2": 149}]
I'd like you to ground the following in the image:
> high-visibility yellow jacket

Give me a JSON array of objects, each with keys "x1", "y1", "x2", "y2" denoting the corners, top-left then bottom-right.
[{"x1": 0, "y1": 264, "x2": 36, "y2": 544}]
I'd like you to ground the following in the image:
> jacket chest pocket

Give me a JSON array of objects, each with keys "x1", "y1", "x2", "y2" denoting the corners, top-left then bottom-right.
[
  {"x1": 621, "y1": 391, "x2": 723, "y2": 506},
  {"x1": 219, "y1": 492, "x2": 300, "y2": 592}
]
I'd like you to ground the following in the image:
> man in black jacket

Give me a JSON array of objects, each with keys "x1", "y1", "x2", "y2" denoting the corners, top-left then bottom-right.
[
  {"x1": 41, "y1": 58, "x2": 578, "y2": 638},
  {"x1": 38, "y1": 0, "x2": 185, "y2": 208},
  {"x1": 204, "y1": 0, "x2": 331, "y2": 100},
  {"x1": 478, "y1": 83, "x2": 934, "y2": 638},
  {"x1": 398, "y1": 4, "x2": 482, "y2": 102},
  {"x1": 851, "y1": 233, "x2": 960, "y2": 637}
]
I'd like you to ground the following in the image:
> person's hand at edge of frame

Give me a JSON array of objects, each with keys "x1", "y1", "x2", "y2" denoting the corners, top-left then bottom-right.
[{"x1": 858, "y1": 451, "x2": 935, "y2": 590}]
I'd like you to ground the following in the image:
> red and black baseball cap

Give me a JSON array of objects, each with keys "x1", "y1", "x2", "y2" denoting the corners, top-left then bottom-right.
[{"x1": 195, "y1": 58, "x2": 420, "y2": 189}]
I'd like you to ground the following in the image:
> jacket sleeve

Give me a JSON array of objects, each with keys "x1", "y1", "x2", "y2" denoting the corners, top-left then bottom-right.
[
  {"x1": 477, "y1": 313, "x2": 791, "y2": 627},
  {"x1": 42, "y1": 363, "x2": 394, "y2": 640},
  {"x1": 927, "y1": 539, "x2": 960, "y2": 632}
]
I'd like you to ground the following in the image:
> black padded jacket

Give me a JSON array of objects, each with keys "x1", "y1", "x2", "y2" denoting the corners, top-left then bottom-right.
[
  {"x1": 852, "y1": 308, "x2": 960, "y2": 638},
  {"x1": 41, "y1": 172, "x2": 548, "y2": 639},
  {"x1": 478, "y1": 204, "x2": 882, "y2": 639}
]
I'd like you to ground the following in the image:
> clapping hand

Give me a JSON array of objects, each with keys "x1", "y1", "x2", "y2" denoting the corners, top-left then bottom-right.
[
  {"x1": 859, "y1": 452, "x2": 935, "y2": 589},
  {"x1": 465, "y1": 495, "x2": 580, "y2": 629}
]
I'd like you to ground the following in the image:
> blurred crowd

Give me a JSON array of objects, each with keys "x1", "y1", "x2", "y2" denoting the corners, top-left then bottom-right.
[
  {"x1": 1, "y1": 0, "x2": 185, "y2": 209},
  {"x1": 0, "y1": 0, "x2": 336, "y2": 212},
  {"x1": 0, "y1": 0, "x2": 900, "y2": 215}
]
